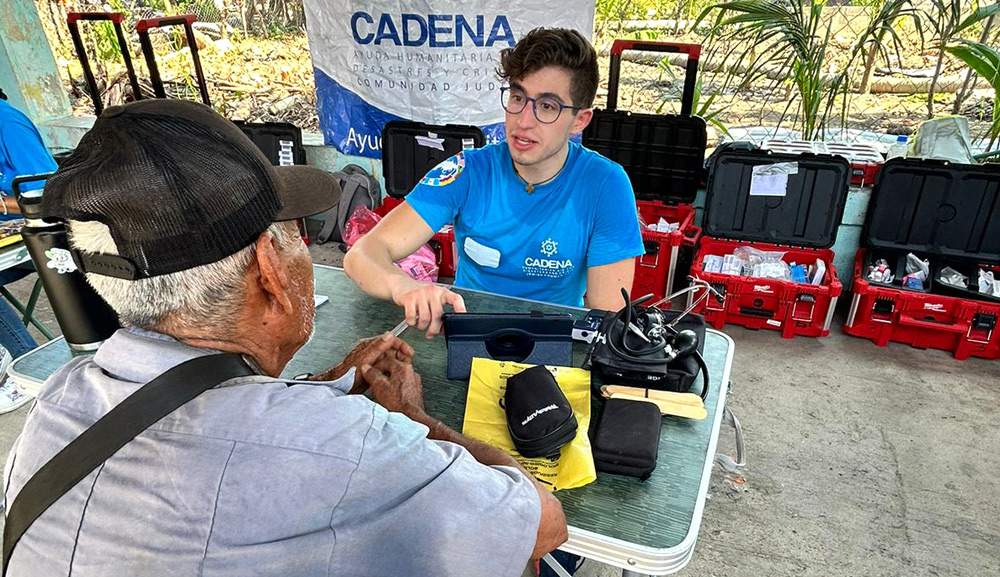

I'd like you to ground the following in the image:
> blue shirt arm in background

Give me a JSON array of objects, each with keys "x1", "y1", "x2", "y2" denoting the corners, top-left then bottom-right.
[{"x1": 0, "y1": 121, "x2": 58, "y2": 195}]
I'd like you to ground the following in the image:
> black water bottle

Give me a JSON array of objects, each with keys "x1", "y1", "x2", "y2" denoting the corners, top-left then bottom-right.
[{"x1": 12, "y1": 174, "x2": 120, "y2": 353}]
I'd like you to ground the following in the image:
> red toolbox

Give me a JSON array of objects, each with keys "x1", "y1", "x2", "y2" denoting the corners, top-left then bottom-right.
[
  {"x1": 380, "y1": 121, "x2": 485, "y2": 277},
  {"x1": 582, "y1": 40, "x2": 707, "y2": 305},
  {"x1": 635, "y1": 200, "x2": 701, "y2": 305},
  {"x1": 843, "y1": 158, "x2": 1000, "y2": 359},
  {"x1": 688, "y1": 149, "x2": 851, "y2": 338}
]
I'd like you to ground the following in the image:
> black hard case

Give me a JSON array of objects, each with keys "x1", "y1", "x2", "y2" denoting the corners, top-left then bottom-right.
[
  {"x1": 380, "y1": 121, "x2": 485, "y2": 199},
  {"x1": 862, "y1": 158, "x2": 1000, "y2": 300},
  {"x1": 702, "y1": 149, "x2": 852, "y2": 249},
  {"x1": 582, "y1": 40, "x2": 706, "y2": 204},
  {"x1": 233, "y1": 121, "x2": 306, "y2": 167},
  {"x1": 504, "y1": 365, "x2": 578, "y2": 459}
]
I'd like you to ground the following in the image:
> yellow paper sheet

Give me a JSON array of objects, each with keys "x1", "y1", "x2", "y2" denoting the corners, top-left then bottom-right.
[{"x1": 462, "y1": 358, "x2": 596, "y2": 492}]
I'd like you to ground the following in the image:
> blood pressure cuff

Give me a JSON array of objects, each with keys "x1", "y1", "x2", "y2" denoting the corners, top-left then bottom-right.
[
  {"x1": 587, "y1": 310, "x2": 706, "y2": 393},
  {"x1": 592, "y1": 398, "x2": 661, "y2": 480},
  {"x1": 504, "y1": 365, "x2": 578, "y2": 459}
]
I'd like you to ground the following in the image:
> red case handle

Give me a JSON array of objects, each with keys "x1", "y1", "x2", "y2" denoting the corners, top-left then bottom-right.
[
  {"x1": 682, "y1": 224, "x2": 702, "y2": 247},
  {"x1": 135, "y1": 14, "x2": 210, "y2": 106},
  {"x1": 897, "y1": 312, "x2": 965, "y2": 334},
  {"x1": 66, "y1": 12, "x2": 141, "y2": 115},
  {"x1": 67, "y1": 12, "x2": 125, "y2": 24},
  {"x1": 136, "y1": 14, "x2": 197, "y2": 32},
  {"x1": 606, "y1": 40, "x2": 701, "y2": 114},
  {"x1": 610, "y1": 40, "x2": 701, "y2": 59}
]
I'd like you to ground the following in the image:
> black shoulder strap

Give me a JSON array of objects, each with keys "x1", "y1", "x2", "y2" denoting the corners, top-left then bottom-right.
[{"x1": 2, "y1": 353, "x2": 255, "y2": 573}]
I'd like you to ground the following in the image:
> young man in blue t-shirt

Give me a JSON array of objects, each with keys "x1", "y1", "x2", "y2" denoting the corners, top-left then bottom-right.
[{"x1": 345, "y1": 28, "x2": 644, "y2": 337}]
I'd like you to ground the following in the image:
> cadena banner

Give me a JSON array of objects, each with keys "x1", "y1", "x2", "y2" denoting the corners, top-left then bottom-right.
[{"x1": 302, "y1": 1, "x2": 595, "y2": 157}]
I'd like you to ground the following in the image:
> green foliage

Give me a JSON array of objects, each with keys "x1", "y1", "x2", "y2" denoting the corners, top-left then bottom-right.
[
  {"x1": 654, "y1": 57, "x2": 731, "y2": 136},
  {"x1": 695, "y1": 0, "x2": 916, "y2": 140},
  {"x1": 945, "y1": 40, "x2": 1000, "y2": 146},
  {"x1": 89, "y1": 21, "x2": 123, "y2": 62},
  {"x1": 923, "y1": 0, "x2": 999, "y2": 117}
]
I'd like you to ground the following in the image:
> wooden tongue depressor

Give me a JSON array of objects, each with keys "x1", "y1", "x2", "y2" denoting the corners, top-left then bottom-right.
[
  {"x1": 609, "y1": 393, "x2": 708, "y2": 421},
  {"x1": 600, "y1": 385, "x2": 704, "y2": 407}
]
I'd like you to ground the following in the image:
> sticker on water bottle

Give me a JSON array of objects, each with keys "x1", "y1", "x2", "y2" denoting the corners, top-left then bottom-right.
[{"x1": 45, "y1": 248, "x2": 78, "y2": 274}]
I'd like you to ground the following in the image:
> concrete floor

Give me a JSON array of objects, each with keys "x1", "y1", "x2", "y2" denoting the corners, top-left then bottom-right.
[{"x1": 1, "y1": 241, "x2": 997, "y2": 577}]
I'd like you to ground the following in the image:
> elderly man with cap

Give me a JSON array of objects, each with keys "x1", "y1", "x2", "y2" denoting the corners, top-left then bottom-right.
[{"x1": 2, "y1": 100, "x2": 566, "y2": 576}]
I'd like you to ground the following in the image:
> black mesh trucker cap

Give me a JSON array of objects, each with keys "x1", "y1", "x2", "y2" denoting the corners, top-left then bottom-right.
[{"x1": 42, "y1": 99, "x2": 340, "y2": 279}]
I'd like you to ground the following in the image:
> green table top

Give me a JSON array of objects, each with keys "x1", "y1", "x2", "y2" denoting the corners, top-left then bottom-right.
[{"x1": 9, "y1": 265, "x2": 733, "y2": 575}]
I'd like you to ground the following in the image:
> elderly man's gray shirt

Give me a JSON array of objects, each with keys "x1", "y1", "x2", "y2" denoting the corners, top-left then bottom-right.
[{"x1": 3, "y1": 328, "x2": 540, "y2": 576}]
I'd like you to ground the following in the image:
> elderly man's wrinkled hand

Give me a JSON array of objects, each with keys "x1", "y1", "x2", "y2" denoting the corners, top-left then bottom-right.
[
  {"x1": 390, "y1": 282, "x2": 466, "y2": 339},
  {"x1": 317, "y1": 333, "x2": 414, "y2": 395},
  {"x1": 360, "y1": 357, "x2": 426, "y2": 419}
]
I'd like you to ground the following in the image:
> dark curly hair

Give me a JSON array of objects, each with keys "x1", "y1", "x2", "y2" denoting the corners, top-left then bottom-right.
[{"x1": 496, "y1": 28, "x2": 599, "y2": 109}]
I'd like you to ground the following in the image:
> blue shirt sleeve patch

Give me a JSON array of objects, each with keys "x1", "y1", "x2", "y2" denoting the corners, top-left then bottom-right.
[{"x1": 419, "y1": 153, "x2": 465, "y2": 187}]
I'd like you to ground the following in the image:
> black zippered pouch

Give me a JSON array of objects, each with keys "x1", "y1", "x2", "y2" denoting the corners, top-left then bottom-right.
[
  {"x1": 592, "y1": 398, "x2": 661, "y2": 480},
  {"x1": 504, "y1": 365, "x2": 578, "y2": 459}
]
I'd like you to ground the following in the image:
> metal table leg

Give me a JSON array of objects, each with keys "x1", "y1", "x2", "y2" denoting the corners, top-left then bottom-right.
[{"x1": 0, "y1": 281, "x2": 54, "y2": 340}]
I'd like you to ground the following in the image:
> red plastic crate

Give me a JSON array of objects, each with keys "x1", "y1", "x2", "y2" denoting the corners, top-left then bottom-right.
[
  {"x1": 633, "y1": 200, "x2": 700, "y2": 307},
  {"x1": 844, "y1": 249, "x2": 1000, "y2": 360},
  {"x1": 374, "y1": 197, "x2": 458, "y2": 277},
  {"x1": 825, "y1": 143, "x2": 883, "y2": 187},
  {"x1": 429, "y1": 225, "x2": 458, "y2": 278},
  {"x1": 688, "y1": 238, "x2": 842, "y2": 338},
  {"x1": 763, "y1": 140, "x2": 883, "y2": 187}
]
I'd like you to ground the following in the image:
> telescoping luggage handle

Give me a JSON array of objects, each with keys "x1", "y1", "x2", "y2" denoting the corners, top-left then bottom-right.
[
  {"x1": 66, "y1": 12, "x2": 143, "y2": 115},
  {"x1": 136, "y1": 15, "x2": 211, "y2": 106},
  {"x1": 607, "y1": 40, "x2": 700, "y2": 115}
]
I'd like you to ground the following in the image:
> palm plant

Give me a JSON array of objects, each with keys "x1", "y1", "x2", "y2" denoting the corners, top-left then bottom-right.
[
  {"x1": 652, "y1": 57, "x2": 731, "y2": 136},
  {"x1": 694, "y1": 0, "x2": 827, "y2": 139},
  {"x1": 945, "y1": 40, "x2": 1000, "y2": 150},
  {"x1": 696, "y1": 0, "x2": 911, "y2": 140},
  {"x1": 924, "y1": 0, "x2": 1000, "y2": 118},
  {"x1": 856, "y1": 0, "x2": 920, "y2": 95}
]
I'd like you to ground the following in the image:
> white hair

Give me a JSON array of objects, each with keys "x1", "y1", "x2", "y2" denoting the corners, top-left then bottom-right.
[{"x1": 68, "y1": 220, "x2": 293, "y2": 331}]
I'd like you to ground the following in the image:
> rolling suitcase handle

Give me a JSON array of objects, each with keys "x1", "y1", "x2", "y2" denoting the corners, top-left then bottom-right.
[
  {"x1": 136, "y1": 15, "x2": 211, "y2": 105},
  {"x1": 66, "y1": 12, "x2": 143, "y2": 115},
  {"x1": 607, "y1": 40, "x2": 701, "y2": 115}
]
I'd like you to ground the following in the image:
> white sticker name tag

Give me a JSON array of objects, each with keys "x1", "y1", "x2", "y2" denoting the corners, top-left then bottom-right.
[{"x1": 464, "y1": 237, "x2": 501, "y2": 269}]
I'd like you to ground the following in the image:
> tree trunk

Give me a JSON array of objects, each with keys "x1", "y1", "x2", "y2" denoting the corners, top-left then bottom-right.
[
  {"x1": 47, "y1": 0, "x2": 65, "y2": 44},
  {"x1": 953, "y1": 15, "x2": 995, "y2": 114},
  {"x1": 220, "y1": 0, "x2": 230, "y2": 40},
  {"x1": 927, "y1": 49, "x2": 946, "y2": 119},
  {"x1": 857, "y1": 24, "x2": 889, "y2": 95}
]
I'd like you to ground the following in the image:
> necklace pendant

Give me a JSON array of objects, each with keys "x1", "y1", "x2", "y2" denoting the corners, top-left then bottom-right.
[{"x1": 526, "y1": 183, "x2": 534, "y2": 193}]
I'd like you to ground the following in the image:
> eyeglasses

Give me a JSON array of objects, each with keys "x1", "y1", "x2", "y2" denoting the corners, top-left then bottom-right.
[{"x1": 500, "y1": 87, "x2": 582, "y2": 124}]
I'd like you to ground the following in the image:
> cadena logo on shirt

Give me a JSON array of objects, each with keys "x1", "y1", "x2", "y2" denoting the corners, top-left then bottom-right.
[
  {"x1": 523, "y1": 237, "x2": 574, "y2": 279},
  {"x1": 419, "y1": 153, "x2": 465, "y2": 186}
]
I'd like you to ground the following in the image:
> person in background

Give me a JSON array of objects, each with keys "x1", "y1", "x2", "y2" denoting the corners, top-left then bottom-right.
[
  {"x1": 0, "y1": 87, "x2": 56, "y2": 413},
  {"x1": 344, "y1": 28, "x2": 644, "y2": 337}
]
